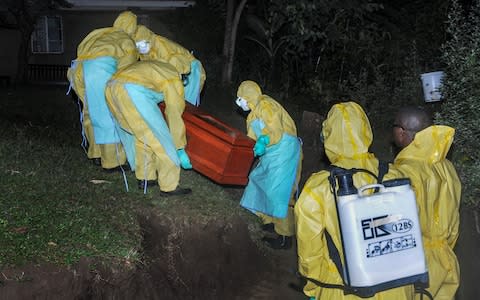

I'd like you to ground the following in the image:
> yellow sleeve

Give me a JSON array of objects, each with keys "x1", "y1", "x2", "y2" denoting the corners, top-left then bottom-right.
[
  {"x1": 254, "y1": 100, "x2": 283, "y2": 145},
  {"x1": 198, "y1": 60, "x2": 206, "y2": 90},
  {"x1": 295, "y1": 173, "x2": 330, "y2": 298},
  {"x1": 66, "y1": 64, "x2": 85, "y2": 101},
  {"x1": 117, "y1": 51, "x2": 139, "y2": 70},
  {"x1": 445, "y1": 162, "x2": 462, "y2": 248}
]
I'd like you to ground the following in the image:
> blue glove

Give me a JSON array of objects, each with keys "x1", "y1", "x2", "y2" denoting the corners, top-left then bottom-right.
[
  {"x1": 253, "y1": 135, "x2": 270, "y2": 157},
  {"x1": 177, "y1": 149, "x2": 193, "y2": 169}
]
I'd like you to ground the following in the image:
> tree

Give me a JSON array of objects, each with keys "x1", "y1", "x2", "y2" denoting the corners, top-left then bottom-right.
[
  {"x1": 243, "y1": 4, "x2": 288, "y2": 88},
  {"x1": 230, "y1": 0, "x2": 391, "y2": 95},
  {"x1": 221, "y1": 0, "x2": 248, "y2": 85},
  {"x1": 437, "y1": 0, "x2": 480, "y2": 207},
  {"x1": 0, "y1": 0, "x2": 72, "y2": 84}
]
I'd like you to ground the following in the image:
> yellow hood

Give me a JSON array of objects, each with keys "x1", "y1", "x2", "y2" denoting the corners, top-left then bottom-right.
[
  {"x1": 395, "y1": 125, "x2": 455, "y2": 165},
  {"x1": 134, "y1": 24, "x2": 154, "y2": 43},
  {"x1": 134, "y1": 25, "x2": 193, "y2": 74},
  {"x1": 113, "y1": 11, "x2": 137, "y2": 37},
  {"x1": 237, "y1": 80, "x2": 262, "y2": 109},
  {"x1": 322, "y1": 101, "x2": 373, "y2": 164}
]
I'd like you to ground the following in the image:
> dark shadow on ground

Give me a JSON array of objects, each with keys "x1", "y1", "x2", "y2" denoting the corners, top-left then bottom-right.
[{"x1": 0, "y1": 209, "x2": 306, "y2": 300}]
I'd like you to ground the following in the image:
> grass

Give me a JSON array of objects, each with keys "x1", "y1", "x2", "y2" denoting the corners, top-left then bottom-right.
[{"x1": 0, "y1": 85, "x2": 257, "y2": 268}]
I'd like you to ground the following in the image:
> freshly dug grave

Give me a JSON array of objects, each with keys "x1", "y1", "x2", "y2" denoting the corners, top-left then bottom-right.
[{"x1": 0, "y1": 210, "x2": 303, "y2": 299}]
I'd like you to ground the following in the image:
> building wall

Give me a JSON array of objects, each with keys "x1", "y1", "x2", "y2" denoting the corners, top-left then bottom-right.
[
  {"x1": 0, "y1": 9, "x2": 188, "y2": 80},
  {"x1": 0, "y1": 29, "x2": 20, "y2": 78},
  {"x1": 30, "y1": 11, "x2": 129, "y2": 66}
]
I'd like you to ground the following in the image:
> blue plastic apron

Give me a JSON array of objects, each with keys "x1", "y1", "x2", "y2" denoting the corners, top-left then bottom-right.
[
  {"x1": 184, "y1": 60, "x2": 202, "y2": 106},
  {"x1": 124, "y1": 83, "x2": 180, "y2": 167},
  {"x1": 83, "y1": 56, "x2": 119, "y2": 144},
  {"x1": 113, "y1": 119, "x2": 137, "y2": 170},
  {"x1": 240, "y1": 120, "x2": 301, "y2": 218}
]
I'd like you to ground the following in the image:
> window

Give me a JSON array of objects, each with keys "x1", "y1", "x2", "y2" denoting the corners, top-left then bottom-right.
[{"x1": 31, "y1": 16, "x2": 63, "y2": 54}]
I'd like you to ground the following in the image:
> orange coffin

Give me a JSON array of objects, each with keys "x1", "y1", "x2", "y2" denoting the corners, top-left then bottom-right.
[{"x1": 161, "y1": 103, "x2": 255, "y2": 185}]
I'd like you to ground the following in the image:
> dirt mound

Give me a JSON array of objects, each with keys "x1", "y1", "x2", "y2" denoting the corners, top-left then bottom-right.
[
  {"x1": 0, "y1": 211, "x2": 296, "y2": 299},
  {"x1": 135, "y1": 212, "x2": 269, "y2": 299}
]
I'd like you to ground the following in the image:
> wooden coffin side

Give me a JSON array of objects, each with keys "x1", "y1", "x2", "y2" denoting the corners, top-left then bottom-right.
[
  {"x1": 220, "y1": 145, "x2": 255, "y2": 185},
  {"x1": 183, "y1": 104, "x2": 253, "y2": 147},
  {"x1": 159, "y1": 102, "x2": 255, "y2": 185},
  {"x1": 184, "y1": 116, "x2": 254, "y2": 186}
]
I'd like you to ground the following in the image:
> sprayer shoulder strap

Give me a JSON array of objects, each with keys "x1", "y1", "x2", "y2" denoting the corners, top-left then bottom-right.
[
  {"x1": 328, "y1": 160, "x2": 389, "y2": 184},
  {"x1": 325, "y1": 230, "x2": 345, "y2": 283},
  {"x1": 377, "y1": 160, "x2": 390, "y2": 184},
  {"x1": 374, "y1": 160, "x2": 390, "y2": 193},
  {"x1": 305, "y1": 229, "x2": 358, "y2": 295},
  {"x1": 325, "y1": 164, "x2": 349, "y2": 286}
]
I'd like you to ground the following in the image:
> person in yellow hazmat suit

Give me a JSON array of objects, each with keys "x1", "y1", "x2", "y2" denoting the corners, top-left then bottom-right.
[
  {"x1": 105, "y1": 59, "x2": 193, "y2": 195},
  {"x1": 390, "y1": 106, "x2": 461, "y2": 300},
  {"x1": 295, "y1": 102, "x2": 415, "y2": 299},
  {"x1": 235, "y1": 80, "x2": 302, "y2": 250},
  {"x1": 67, "y1": 11, "x2": 138, "y2": 170},
  {"x1": 134, "y1": 25, "x2": 206, "y2": 106}
]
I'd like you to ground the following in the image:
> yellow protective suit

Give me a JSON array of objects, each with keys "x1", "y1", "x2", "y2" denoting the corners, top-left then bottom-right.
[
  {"x1": 105, "y1": 60, "x2": 186, "y2": 192},
  {"x1": 295, "y1": 102, "x2": 415, "y2": 300},
  {"x1": 238, "y1": 80, "x2": 302, "y2": 237},
  {"x1": 67, "y1": 11, "x2": 138, "y2": 169},
  {"x1": 387, "y1": 125, "x2": 461, "y2": 300},
  {"x1": 134, "y1": 25, "x2": 206, "y2": 91}
]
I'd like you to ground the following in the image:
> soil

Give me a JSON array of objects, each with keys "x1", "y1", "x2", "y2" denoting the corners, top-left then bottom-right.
[{"x1": 0, "y1": 209, "x2": 305, "y2": 300}]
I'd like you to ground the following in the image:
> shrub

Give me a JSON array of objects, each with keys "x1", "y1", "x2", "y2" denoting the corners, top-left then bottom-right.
[
  {"x1": 437, "y1": 0, "x2": 480, "y2": 207},
  {"x1": 335, "y1": 42, "x2": 425, "y2": 129}
]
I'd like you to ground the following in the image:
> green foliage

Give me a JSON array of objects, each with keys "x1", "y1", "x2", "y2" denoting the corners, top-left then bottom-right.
[
  {"x1": 437, "y1": 0, "x2": 480, "y2": 207},
  {"x1": 340, "y1": 42, "x2": 425, "y2": 125},
  {"x1": 234, "y1": 0, "x2": 449, "y2": 112},
  {"x1": 341, "y1": 73, "x2": 423, "y2": 128},
  {"x1": 300, "y1": 41, "x2": 424, "y2": 130},
  {"x1": 266, "y1": 0, "x2": 388, "y2": 88}
]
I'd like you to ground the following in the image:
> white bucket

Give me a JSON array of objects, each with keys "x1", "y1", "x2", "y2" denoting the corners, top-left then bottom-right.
[{"x1": 420, "y1": 71, "x2": 444, "y2": 102}]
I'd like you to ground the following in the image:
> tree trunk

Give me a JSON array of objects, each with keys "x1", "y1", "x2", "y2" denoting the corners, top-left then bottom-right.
[
  {"x1": 14, "y1": 11, "x2": 34, "y2": 85},
  {"x1": 221, "y1": 0, "x2": 234, "y2": 85},
  {"x1": 221, "y1": 0, "x2": 248, "y2": 85},
  {"x1": 16, "y1": 30, "x2": 31, "y2": 84}
]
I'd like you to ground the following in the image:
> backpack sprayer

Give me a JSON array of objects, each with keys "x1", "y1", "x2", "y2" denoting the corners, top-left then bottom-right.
[
  {"x1": 297, "y1": 166, "x2": 432, "y2": 299},
  {"x1": 331, "y1": 167, "x2": 430, "y2": 297}
]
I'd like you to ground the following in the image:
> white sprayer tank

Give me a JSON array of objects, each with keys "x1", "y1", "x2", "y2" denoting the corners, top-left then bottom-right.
[{"x1": 337, "y1": 179, "x2": 428, "y2": 289}]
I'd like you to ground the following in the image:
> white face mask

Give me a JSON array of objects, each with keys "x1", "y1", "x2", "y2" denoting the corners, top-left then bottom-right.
[
  {"x1": 136, "y1": 40, "x2": 151, "y2": 54},
  {"x1": 235, "y1": 97, "x2": 250, "y2": 111}
]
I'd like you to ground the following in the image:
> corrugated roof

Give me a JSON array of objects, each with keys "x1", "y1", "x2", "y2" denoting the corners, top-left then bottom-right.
[{"x1": 65, "y1": 0, "x2": 195, "y2": 11}]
